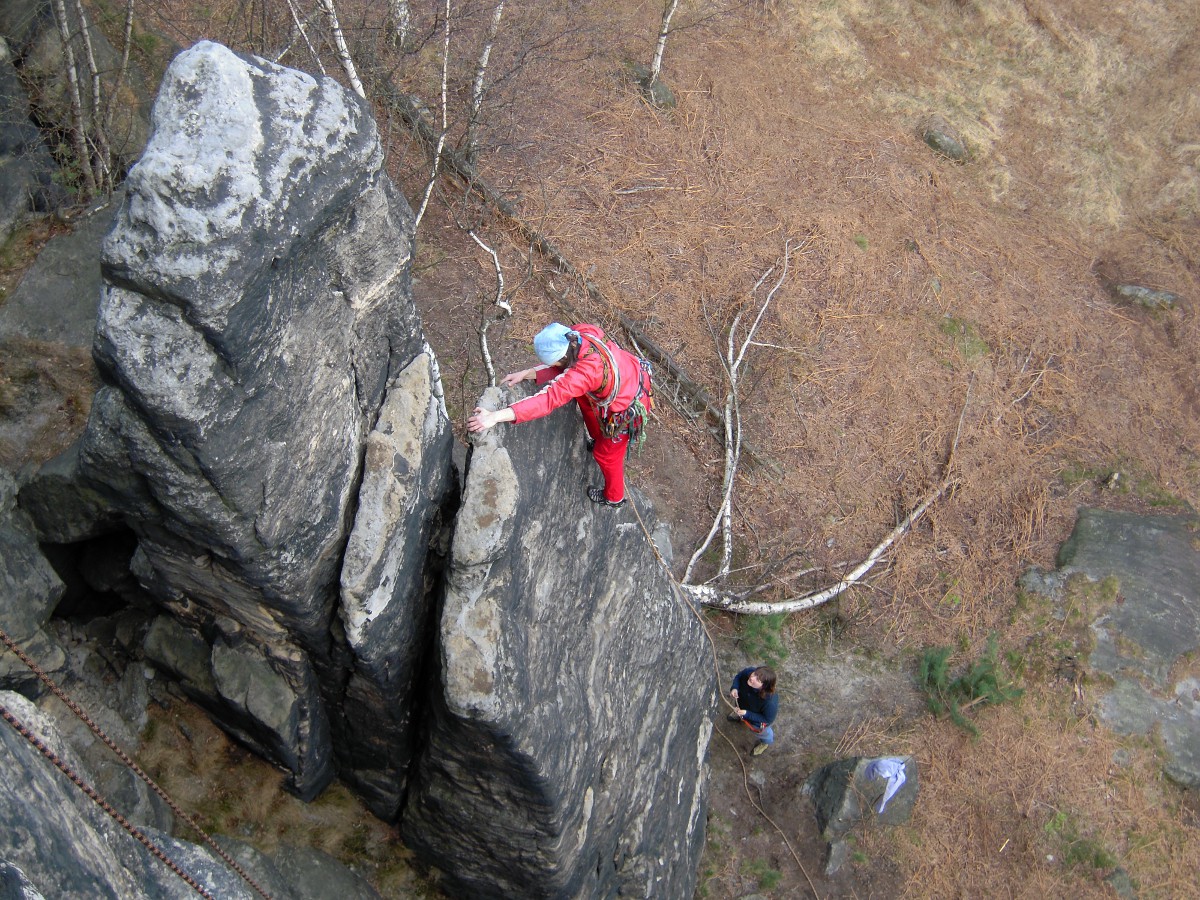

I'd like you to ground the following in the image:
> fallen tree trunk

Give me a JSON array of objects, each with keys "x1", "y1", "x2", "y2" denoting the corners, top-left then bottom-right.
[{"x1": 679, "y1": 477, "x2": 955, "y2": 614}]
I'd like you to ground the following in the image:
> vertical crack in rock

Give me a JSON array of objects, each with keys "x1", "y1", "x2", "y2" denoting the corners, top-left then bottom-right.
[{"x1": 403, "y1": 389, "x2": 715, "y2": 898}]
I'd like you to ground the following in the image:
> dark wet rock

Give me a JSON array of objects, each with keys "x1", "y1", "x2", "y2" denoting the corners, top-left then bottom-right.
[
  {"x1": 16, "y1": 441, "x2": 122, "y2": 544},
  {"x1": 271, "y1": 845, "x2": 382, "y2": 900},
  {"x1": 0, "y1": 200, "x2": 112, "y2": 347},
  {"x1": 0, "y1": 36, "x2": 63, "y2": 241},
  {"x1": 805, "y1": 755, "x2": 919, "y2": 842},
  {"x1": 0, "y1": 689, "x2": 260, "y2": 898},
  {"x1": 0, "y1": 199, "x2": 110, "y2": 472},
  {"x1": 921, "y1": 114, "x2": 967, "y2": 162},
  {"x1": 402, "y1": 386, "x2": 714, "y2": 899},
  {"x1": 0, "y1": 859, "x2": 46, "y2": 899},
  {"x1": 0, "y1": 468, "x2": 66, "y2": 691}
]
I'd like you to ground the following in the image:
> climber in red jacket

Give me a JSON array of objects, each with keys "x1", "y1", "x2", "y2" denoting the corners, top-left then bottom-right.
[{"x1": 467, "y1": 322, "x2": 652, "y2": 508}]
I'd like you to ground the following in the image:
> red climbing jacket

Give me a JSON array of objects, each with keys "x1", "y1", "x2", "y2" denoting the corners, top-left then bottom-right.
[{"x1": 509, "y1": 323, "x2": 647, "y2": 427}]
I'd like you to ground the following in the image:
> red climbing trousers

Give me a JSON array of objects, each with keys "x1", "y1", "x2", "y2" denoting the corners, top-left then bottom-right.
[{"x1": 578, "y1": 400, "x2": 629, "y2": 503}]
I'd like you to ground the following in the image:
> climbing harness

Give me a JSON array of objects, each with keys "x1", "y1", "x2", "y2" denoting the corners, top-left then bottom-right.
[
  {"x1": 0, "y1": 626, "x2": 275, "y2": 900},
  {"x1": 579, "y1": 333, "x2": 654, "y2": 448},
  {"x1": 579, "y1": 331, "x2": 622, "y2": 413}
]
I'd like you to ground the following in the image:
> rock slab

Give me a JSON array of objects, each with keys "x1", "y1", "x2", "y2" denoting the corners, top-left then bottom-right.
[
  {"x1": 1044, "y1": 508, "x2": 1200, "y2": 787},
  {"x1": 403, "y1": 387, "x2": 715, "y2": 899},
  {"x1": 76, "y1": 40, "x2": 450, "y2": 809},
  {"x1": 806, "y1": 755, "x2": 920, "y2": 842}
]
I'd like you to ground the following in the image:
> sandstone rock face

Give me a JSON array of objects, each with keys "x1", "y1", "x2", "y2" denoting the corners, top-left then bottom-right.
[
  {"x1": 0, "y1": 689, "x2": 259, "y2": 899},
  {"x1": 403, "y1": 389, "x2": 714, "y2": 899},
  {"x1": 0, "y1": 469, "x2": 66, "y2": 690},
  {"x1": 337, "y1": 349, "x2": 454, "y2": 813},
  {"x1": 77, "y1": 41, "x2": 451, "y2": 808}
]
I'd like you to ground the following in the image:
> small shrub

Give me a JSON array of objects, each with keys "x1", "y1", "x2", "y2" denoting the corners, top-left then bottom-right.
[
  {"x1": 917, "y1": 632, "x2": 1023, "y2": 735},
  {"x1": 1044, "y1": 810, "x2": 1118, "y2": 871},
  {"x1": 738, "y1": 612, "x2": 789, "y2": 666},
  {"x1": 740, "y1": 858, "x2": 782, "y2": 890},
  {"x1": 939, "y1": 315, "x2": 990, "y2": 362}
]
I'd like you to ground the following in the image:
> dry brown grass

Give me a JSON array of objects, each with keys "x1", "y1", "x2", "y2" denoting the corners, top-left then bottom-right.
[
  {"x1": 137, "y1": 699, "x2": 431, "y2": 896},
  {"x1": 851, "y1": 685, "x2": 1200, "y2": 899}
]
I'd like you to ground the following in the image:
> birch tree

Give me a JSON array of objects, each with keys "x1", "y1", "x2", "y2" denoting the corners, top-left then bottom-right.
[
  {"x1": 50, "y1": 0, "x2": 98, "y2": 196},
  {"x1": 389, "y1": 0, "x2": 413, "y2": 49},
  {"x1": 464, "y1": 0, "x2": 507, "y2": 166},
  {"x1": 316, "y1": 0, "x2": 366, "y2": 98},
  {"x1": 649, "y1": 0, "x2": 680, "y2": 87}
]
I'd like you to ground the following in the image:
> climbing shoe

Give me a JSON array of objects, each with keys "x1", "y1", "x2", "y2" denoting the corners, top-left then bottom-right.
[
  {"x1": 752, "y1": 742, "x2": 769, "y2": 756},
  {"x1": 587, "y1": 486, "x2": 626, "y2": 508},
  {"x1": 586, "y1": 438, "x2": 596, "y2": 453}
]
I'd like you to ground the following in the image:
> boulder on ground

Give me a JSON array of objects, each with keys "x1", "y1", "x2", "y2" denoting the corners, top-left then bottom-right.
[
  {"x1": 1025, "y1": 507, "x2": 1200, "y2": 787},
  {"x1": 805, "y1": 754, "x2": 919, "y2": 841},
  {"x1": 922, "y1": 114, "x2": 967, "y2": 162}
]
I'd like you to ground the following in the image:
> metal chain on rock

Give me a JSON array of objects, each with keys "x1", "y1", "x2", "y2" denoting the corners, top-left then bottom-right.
[{"x1": 0, "y1": 626, "x2": 274, "y2": 900}]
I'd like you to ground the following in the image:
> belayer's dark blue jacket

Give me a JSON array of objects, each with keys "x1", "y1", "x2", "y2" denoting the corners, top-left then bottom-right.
[{"x1": 731, "y1": 667, "x2": 778, "y2": 730}]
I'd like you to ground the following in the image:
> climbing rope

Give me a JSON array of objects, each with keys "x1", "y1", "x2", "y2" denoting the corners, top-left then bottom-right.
[
  {"x1": 625, "y1": 499, "x2": 822, "y2": 899},
  {"x1": 0, "y1": 626, "x2": 275, "y2": 900}
]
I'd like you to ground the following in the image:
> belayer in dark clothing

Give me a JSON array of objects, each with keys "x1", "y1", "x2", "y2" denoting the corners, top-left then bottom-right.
[{"x1": 728, "y1": 665, "x2": 778, "y2": 756}]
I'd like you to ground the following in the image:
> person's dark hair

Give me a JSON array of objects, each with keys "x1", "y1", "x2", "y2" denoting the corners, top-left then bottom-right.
[
  {"x1": 560, "y1": 333, "x2": 581, "y2": 368},
  {"x1": 752, "y1": 666, "x2": 777, "y2": 696}
]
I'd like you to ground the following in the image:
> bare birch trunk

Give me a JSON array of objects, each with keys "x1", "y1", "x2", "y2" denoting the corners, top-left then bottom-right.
[
  {"x1": 51, "y1": 0, "x2": 97, "y2": 196},
  {"x1": 412, "y1": 0, "x2": 452, "y2": 232},
  {"x1": 73, "y1": 0, "x2": 110, "y2": 190},
  {"x1": 649, "y1": 0, "x2": 680, "y2": 86},
  {"x1": 389, "y1": 0, "x2": 412, "y2": 48},
  {"x1": 316, "y1": 0, "x2": 366, "y2": 98},
  {"x1": 104, "y1": 0, "x2": 135, "y2": 137},
  {"x1": 464, "y1": 0, "x2": 506, "y2": 165}
]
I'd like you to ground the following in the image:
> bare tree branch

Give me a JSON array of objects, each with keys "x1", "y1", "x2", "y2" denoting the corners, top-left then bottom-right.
[
  {"x1": 684, "y1": 375, "x2": 973, "y2": 614},
  {"x1": 468, "y1": 229, "x2": 510, "y2": 316},
  {"x1": 683, "y1": 240, "x2": 796, "y2": 584},
  {"x1": 280, "y1": 0, "x2": 326, "y2": 73},
  {"x1": 681, "y1": 477, "x2": 955, "y2": 614}
]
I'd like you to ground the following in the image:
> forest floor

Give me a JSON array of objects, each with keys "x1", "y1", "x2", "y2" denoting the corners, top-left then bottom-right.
[
  {"x1": 9, "y1": 0, "x2": 1200, "y2": 896},
  {"x1": 388, "y1": 2, "x2": 1200, "y2": 896}
]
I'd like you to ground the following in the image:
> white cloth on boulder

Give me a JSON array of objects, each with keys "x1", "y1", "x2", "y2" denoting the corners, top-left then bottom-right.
[{"x1": 865, "y1": 757, "x2": 907, "y2": 813}]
